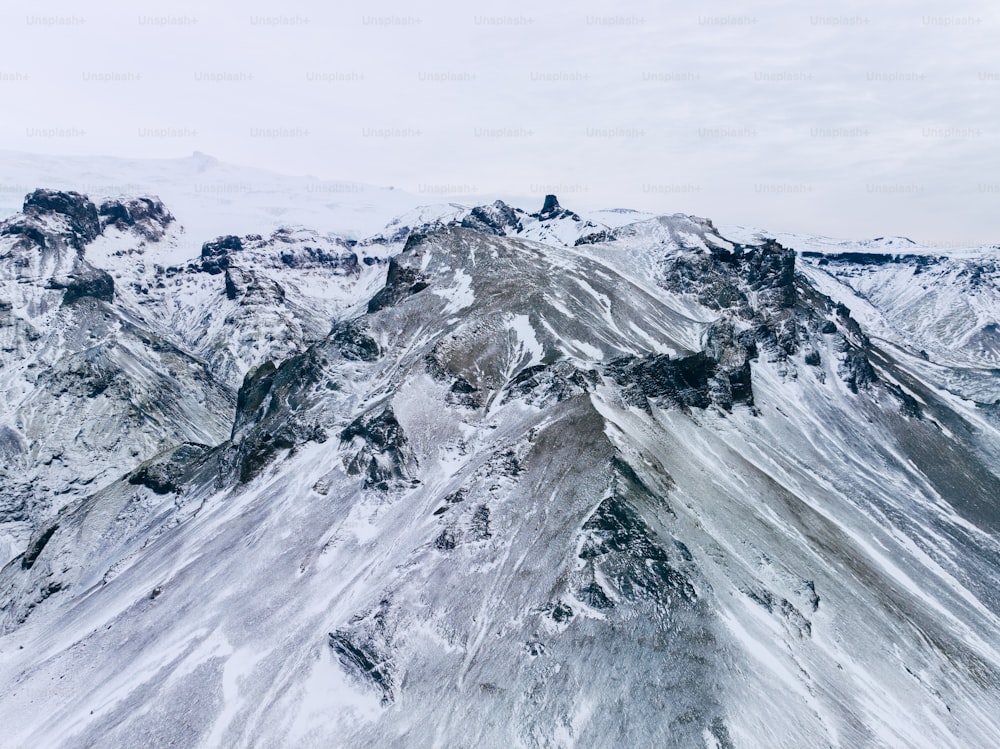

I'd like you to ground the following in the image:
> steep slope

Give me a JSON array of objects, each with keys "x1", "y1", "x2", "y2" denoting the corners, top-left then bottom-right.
[
  {"x1": 721, "y1": 226, "x2": 1000, "y2": 432},
  {"x1": 798, "y1": 251, "x2": 1000, "y2": 369},
  {"x1": 0, "y1": 187, "x2": 390, "y2": 566},
  {"x1": 0, "y1": 191, "x2": 235, "y2": 564},
  {"x1": 1, "y1": 215, "x2": 998, "y2": 749},
  {"x1": 97, "y1": 226, "x2": 388, "y2": 389}
]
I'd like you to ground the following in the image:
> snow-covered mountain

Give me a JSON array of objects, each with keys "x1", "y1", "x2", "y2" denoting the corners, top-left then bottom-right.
[{"x1": 1, "y1": 154, "x2": 998, "y2": 748}]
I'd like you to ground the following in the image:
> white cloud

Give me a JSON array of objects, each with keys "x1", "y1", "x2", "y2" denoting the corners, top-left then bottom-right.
[{"x1": 1, "y1": 0, "x2": 998, "y2": 243}]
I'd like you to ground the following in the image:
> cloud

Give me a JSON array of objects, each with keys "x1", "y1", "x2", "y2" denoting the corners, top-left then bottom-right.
[{"x1": 1, "y1": 0, "x2": 998, "y2": 243}]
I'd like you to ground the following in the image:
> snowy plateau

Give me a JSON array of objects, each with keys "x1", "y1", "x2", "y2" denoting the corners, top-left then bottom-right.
[{"x1": 0, "y1": 152, "x2": 999, "y2": 748}]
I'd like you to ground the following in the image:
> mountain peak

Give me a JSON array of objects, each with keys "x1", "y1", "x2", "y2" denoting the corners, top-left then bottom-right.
[
  {"x1": 22, "y1": 188, "x2": 101, "y2": 246},
  {"x1": 540, "y1": 193, "x2": 561, "y2": 217},
  {"x1": 1, "y1": 176, "x2": 999, "y2": 749}
]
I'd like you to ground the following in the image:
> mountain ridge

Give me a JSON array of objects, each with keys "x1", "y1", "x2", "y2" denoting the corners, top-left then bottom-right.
[{"x1": 0, "y1": 176, "x2": 998, "y2": 748}]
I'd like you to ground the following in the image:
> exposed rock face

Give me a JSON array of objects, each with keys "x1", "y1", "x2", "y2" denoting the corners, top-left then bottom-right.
[
  {"x1": 331, "y1": 320, "x2": 380, "y2": 362},
  {"x1": 0, "y1": 221, "x2": 49, "y2": 249},
  {"x1": 0, "y1": 189, "x2": 103, "y2": 257},
  {"x1": 127, "y1": 443, "x2": 210, "y2": 495},
  {"x1": 98, "y1": 197, "x2": 174, "y2": 241},
  {"x1": 661, "y1": 238, "x2": 796, "y2": 317},
  {"x1": 841, "y1": 347, "x2": 878, "y2": 393},
  {"x1": 606, "y1": 350, "x2": 754, "y2": 412},
  {"x1": 656, "y1": 235, "x2": 890, "y2": 395},
  {"x1": 223, "y1": 267, "x2": 285, "y2": 304},
  {"x1": 231, "y1": 352, "x2": 328, "y2": 483},
  {"x1": 537, "y1": 194, "x2": 561, "y2": 219},
  {"x1": 19, "y1": 523, "x2": 59, "y2": 571},
  {"x1": 578, "y1": 491, "x2": 696, "y2": 605},
  {"x1": 46, "y1": 266, "x2": 115, "y2": 305},
  {"x1": 22, "y1": 189, "x2": 101, "y2": 248},
  {"x1": 277, "y1": 247, "x2": 360, "y2": 272},
  {"x1": 742, "y1": 239, "x2": 797, "y2": 308},
  {"x1": 200, "y1": 235, "x2": 243, "y2": 274},
  {"x1": 533, "y1": 193, "x2": 580, "y2": 221},
  {"x1": 460, "y1": 200, "x2": 524, "y2": 236},
  {"x1": 366, "y1": 255, "x2": 429, "y2": 313},
  {"x1": 328, "y1": 598, "x2": 398, "y2": 705},
  {"x1": 504, "y1": 360, "x2": 599, "y2": 406},
  {"x1": 202, "y1": 235, "x2": 244, "y2": 257},
  {"x1": 340, "y1": 407, "x2": 414, "y2": 490},
  {"x1": 802, "y1": 250, "x2": 943, "y2": 268}
]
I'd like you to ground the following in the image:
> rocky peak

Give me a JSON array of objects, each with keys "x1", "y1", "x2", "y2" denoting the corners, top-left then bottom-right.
[
  {"x1": 0, "y1": 189, "x2": 102, "y2": 253},
  {"x1": 539, "y1": 194, "x2": 560, "y2": 218},
  {"x1": 460, "y1": 200, "x2": 524, "y2": 236},
  {"x1": 21, "y1": 189, "x2": 101, "y2": 248},
  {"x1": 533, "y1": 193, "x2": 580, "y2": 222},
  {"x1": 663, "y1": 237, "x2": 797, "y2": 318},
  {"x1": 98, "y1": 197, "x2": 174, "y2": 241},
  {"x1": 201, "y1": 234, "x2": 244, "y2": 258},
  {"x1": 200, "y1": 234, "x2": 244, "y2": 274},
  {"x1": 743, "y1": 239, "x2": 797, "y2": 308}
]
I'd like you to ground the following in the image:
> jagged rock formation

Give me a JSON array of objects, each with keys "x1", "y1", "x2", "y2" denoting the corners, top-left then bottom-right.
[
  {"x1": 98, "y1": 196, "x2": 174, "y2": 241},
  {"x1": 0, "y1": 186, "x2": 998, "y2": 749}
]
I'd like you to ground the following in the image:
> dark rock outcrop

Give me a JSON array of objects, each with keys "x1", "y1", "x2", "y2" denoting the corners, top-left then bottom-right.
[
  {"x1": 99, "y1": 197, "x2": 174, "y2": 241},
  {"x1": 127, "y1": 443, "x2": 210, "y2": 495},
  {"x1": 233, "y1": 361, "x2": 279, "y2": 434},
  {"x1": 504, "y1": 361, "x2": 599, "y2": 406},
  {"x1": 367, "y1": 257, "x2": 429, "y2": 313},
  {"x1": 223, "y1": 267, "x2": 286, "y2": 305},
  {"x1": 573, "y1": 229, "x2": 613, "y2": 246},
  {"x1": 607, "y1": 352, "x2": 714, "y2": 410},
  {"x1": 340, "y1": 407, "x2": 413, "y2": 490},
  {"x1": 0, "y1": 222, "x2": 48, "y2": 249},
  {"x1": 47, "y1": 267, "x2": 115, "y2": 305},
  {"x1": 202, "y1": 235, "x2": 243, "y2": 257},
  {"x1": 662, "y1": 239, "x2": 796, "y2": 316},
  {"x1": 280, "y1": 248, "x2": 360, "y2": 272},
  {"x1": 802, "y1": 251, "x2": 943, "y2": 269},
  {"x1": 20, "y1": 523, "x2": 59, "y2": 570},
  {"x1": 841, "y1": 348, "x2": 878, "y2": 393},
  {"x1": 329, "y1": 599, "x2": 397, "y2": 705},
  {"x1": 744, "y1": 239, "x2": 796, "y2": 308},
  {"x1": 743, "y1": 586, "x2": 813, "y2": 638},
  {"x1": 577, "y1": 463, "x2": 695, "y2": 607},
  {"x1": 201, "y1": 235, "x2": 243, "y2": 274},
  {"x1": 328, "y1": 631, "x2": 395, "y2": 705},
  {"x1": 446, "y1": 375, "x2": 481, "y2": 408},
  {"x1": 607, "y1": 349, "x2": 753, "y2": 412},
  {"x1": 232, "y1": 351, "x2": 328, "y2": 483},
  {"x1": 460, "y1": 201, "x2": 524, "y2": 236},
  {"x1": 22, "y1": 189, "x2": 101, "y2": 248},
  {"x1": 331, "y1": 320, "x2": 380, "y2": 362},
  {"x1": 533, "y1": 194, "x2": 580, "y2": 222}
]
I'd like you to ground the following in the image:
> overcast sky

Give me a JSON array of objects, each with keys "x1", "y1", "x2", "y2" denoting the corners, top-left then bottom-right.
[{"x1": 1, "y1": 0, "x2": 999, "y2": 244}]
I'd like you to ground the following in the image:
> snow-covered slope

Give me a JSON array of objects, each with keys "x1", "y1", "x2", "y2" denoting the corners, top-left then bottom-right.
[
  {"x1": 0, "y1": 191, "x2": 235, "y2": 563},
  {"x1": 720, "y1": 225, "x2": 1000, "y2": 411},
  {"x1": 0, "y1": 184, "x2": 396, "y2": 565},
  {"x1": 1, "y1": 154, "x2": 999, "y2": 748}
]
